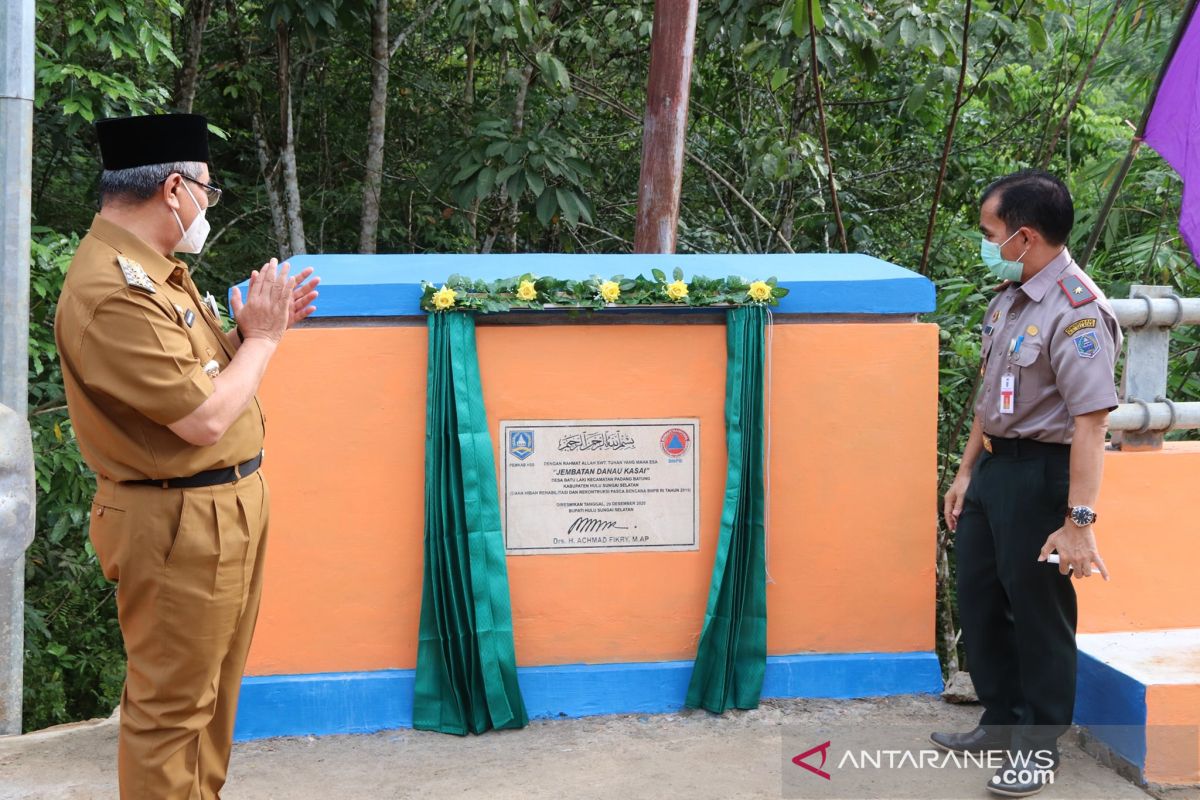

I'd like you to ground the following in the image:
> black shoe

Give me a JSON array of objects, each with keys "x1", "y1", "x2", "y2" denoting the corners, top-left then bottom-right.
[
  {"x1": 929, "y1": 726, "x2": 1010, "y2": 754},
  {"x1": 985, "y1": 754, "x2": 1059, "y2": 797}
]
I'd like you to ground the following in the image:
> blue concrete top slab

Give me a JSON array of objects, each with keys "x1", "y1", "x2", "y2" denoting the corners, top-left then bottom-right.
[{"x1": 230, "y1": 253, "x2": 935, "y2": 318}]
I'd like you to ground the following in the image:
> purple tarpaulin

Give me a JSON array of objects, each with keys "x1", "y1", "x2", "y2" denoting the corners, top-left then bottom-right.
[{"x1": 1144, "y1": 4, "x2": 1200, "y2": 264}]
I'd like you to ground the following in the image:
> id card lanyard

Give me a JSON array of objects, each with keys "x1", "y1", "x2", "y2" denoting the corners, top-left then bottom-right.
[{"x1": 999, "y1": 334, "x2": 1024, "y2": 415}]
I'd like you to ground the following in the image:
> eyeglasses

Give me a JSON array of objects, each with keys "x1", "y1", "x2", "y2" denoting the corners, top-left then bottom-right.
[{"x1": 179, "y1": 174, "x2": 223, "y2": 207}]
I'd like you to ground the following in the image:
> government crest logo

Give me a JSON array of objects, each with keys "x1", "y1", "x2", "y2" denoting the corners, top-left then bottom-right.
[
  {"x1": 509, "y1": 430, "x2": 535, "y2": 460},
  {"x1": 660, "y1": 428, "x2": 690, "y2": 457},
  {"x1": 1073, "y1": 331, "x2": 1100, "y2": 359}
]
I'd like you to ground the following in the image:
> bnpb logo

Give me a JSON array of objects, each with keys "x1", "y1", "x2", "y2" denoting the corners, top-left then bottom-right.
[{"x1": 660, "y1": 428, "x2": 690, "y2": 457}]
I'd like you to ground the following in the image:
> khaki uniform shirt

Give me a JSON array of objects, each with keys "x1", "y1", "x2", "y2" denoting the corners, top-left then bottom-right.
[
  {"x1": 975, "y1": 248, "x2": 1121, "y2": 444},
  {"x1": 55, "y1": 215, "x2": 264, "y2": 482}
]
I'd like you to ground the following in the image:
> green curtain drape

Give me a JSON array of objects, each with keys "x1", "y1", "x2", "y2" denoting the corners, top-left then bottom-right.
[
  {"x1": 685, "y1": 304, "x2": 768, "y2": 713},
  {"x1": 414, "y1": 312, "x2": 529, "y2": 735}
]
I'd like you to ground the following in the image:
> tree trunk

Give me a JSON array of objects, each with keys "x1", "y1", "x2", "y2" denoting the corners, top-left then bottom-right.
[
  {"x1": 806, "y1": 8, "x2": 848, "y2": 253},
  {"x1": 505, "y1": 64, "x2": 536, "y2": 252},
  {"x1": 276, "y1": 20, "x2": 307, "y2": 255},
  {"x1": 464, "y1": 31, "x2": 478, "y2": 248},
  {"x1": 938, "y1": 545, "x2": 960, "y2": 674},
  {"x1": 481, "y1": 63, "x2": 536, "y2": 255},
  {"x1": 917, "y1": 0, "x2": 973, "y2": 276},
  {"x1": 482, "y1": 1, "x2": 562, "y2": 253},
  {"x1": 175, "y1": 0, "x2": 214, "y2": 113},
  {"x1": 225, "y1": 0, "x2": 287, "y2": 258},
  {"x1": 252, "y1": 106, "x2": 290, "y2": 259},
  {"x1": 633, "y1": 0, "x2": 699, "y2": 254},
  {"x1": 779, "y1": 68, "x2": 810, "y2": 246},
  {"x1": 359, "y1": 0, "x2": 389, "y2": 254},
  {"x1": 464, "y1": 30, "x2": 476, "y2": 106}
]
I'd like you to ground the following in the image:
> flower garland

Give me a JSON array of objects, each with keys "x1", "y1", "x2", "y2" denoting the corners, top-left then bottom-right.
[{"x1": 421, "y1": 269, "x2": 788, "y2": 313}]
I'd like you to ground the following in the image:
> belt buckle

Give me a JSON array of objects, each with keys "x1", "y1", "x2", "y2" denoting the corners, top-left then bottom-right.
[
  {"x1": 233, "y1": 451, "x2": 261, "y2": 482},
  {"x1": 982, "y1": 434, "x2": 993, "y2": 454}
]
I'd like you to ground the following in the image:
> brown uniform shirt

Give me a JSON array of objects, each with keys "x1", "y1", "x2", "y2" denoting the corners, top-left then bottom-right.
[
  {"x1": 55, "y1": 215, "x2": 264, "y2": 482},
  {"x1": 975, "y1": 248, "x2": 1121, "y2": 444}
]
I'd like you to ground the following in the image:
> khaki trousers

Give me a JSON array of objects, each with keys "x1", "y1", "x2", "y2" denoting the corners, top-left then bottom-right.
[{"x1": 90, "y1": 471, "x2": 270, "y2": 799}]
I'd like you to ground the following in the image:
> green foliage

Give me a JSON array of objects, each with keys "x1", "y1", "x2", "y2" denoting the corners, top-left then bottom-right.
[
  {"x1": 24, "y1": 230, "x2": 125, "y2": 731},
  {"x1": 439, "y1": 115, "x2": 594, "y2": 227},
  {"x1": 35, "y1": 0, "x2": 183, "y2": 125},
  {"x1": 23, "y1": 0, "x2": 1200, "y2": 723}
]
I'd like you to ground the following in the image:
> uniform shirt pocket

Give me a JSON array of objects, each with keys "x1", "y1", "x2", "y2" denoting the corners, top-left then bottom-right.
[
  {"x1": 1012, "y1": 343, "x2": 1042, "y2": 368},
  {"x1": 1012, "y1": 342, "x2": 1052, "y2": 408}
]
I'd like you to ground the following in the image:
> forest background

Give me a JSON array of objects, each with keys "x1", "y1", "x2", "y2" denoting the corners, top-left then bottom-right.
[{"x1": 20, "y1": 0, "x2": 1200, "y2": 731}]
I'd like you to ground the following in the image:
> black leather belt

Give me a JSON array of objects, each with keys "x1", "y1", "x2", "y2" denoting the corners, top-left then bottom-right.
[
  {"x1": 982, "y1": 435, "x2": 1069, "y2": 457},
  {"x1": 127, "y1": 452, "x2": 263, "y2": 489}
]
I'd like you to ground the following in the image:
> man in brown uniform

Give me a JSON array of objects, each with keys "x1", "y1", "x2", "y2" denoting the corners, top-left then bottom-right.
[
  {"x1": 55, "y1": 113, "x2": 319, "y2": 798},
  {"x1": 933, "y1": 170, "x2": 1120, "y2": 797}
]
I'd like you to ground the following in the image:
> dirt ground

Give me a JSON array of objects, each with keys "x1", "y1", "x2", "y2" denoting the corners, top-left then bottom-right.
[{"x1": 1, "y1": 695, "x2": 1188, "y2": 800}]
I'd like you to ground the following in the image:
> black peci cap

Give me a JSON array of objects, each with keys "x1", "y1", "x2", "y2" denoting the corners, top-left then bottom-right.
[{"x1": 95, "y1": 113, "x2": 211, "y2": 171}]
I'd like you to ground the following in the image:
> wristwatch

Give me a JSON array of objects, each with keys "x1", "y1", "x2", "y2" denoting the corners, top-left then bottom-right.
[{"x1": 1068, "y1": 505, "x2": 1097, "y2": 527}]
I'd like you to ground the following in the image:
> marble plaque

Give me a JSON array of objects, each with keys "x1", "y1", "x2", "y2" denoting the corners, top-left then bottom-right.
[{"x1": 500, "y1": 418, "x2": 700, "y2": 555}]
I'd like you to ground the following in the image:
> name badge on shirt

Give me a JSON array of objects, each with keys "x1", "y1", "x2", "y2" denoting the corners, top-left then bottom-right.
[{"x1": 999, "y1": 373, "x2": 1016, "y2": 415}]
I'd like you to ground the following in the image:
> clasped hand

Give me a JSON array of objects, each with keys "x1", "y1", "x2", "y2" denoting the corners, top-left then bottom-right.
[{"x1": 229, "y1": 258, "x2": 320, "y2": 342}]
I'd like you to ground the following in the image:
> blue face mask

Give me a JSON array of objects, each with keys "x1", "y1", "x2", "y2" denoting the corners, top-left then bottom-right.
[{"x1": 980, "y1": 229, "x2": 1027, "y2": 282}]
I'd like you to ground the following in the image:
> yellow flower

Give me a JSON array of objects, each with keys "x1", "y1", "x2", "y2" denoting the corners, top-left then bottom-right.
[
  {"x1": 665, "y1": 279, "x2": 689, "y2": 301},
  {"x1": 747, "y1": 280, "x2": 772, "y2": 303},
  {"x1": 432, "y1": 285, "x2": 457, "y2": 310},
  {"x1": 599, "y1": 280, "x2": 621, "y2": 303},
  {"x1": 516, "y1": 280, "x2": 538, "y2": 301}
]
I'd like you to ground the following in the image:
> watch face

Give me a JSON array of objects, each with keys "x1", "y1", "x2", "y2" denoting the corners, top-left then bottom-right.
[{"x1": 1071, "y1": 507, "x2": 1095, "y2": 526}]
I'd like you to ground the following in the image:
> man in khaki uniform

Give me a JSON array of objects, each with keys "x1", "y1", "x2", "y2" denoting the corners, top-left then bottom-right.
[
  {"x1": 55, "y1": 113, "x2": 319, "y2": 798},
  {"x1": 933, "y1": 170, "x2": 1120, "y2": 797}
]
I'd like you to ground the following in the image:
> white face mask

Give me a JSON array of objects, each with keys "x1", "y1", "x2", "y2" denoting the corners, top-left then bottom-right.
[{"x1": 172, "y1": 181, "x2": 211, "y2": 254}]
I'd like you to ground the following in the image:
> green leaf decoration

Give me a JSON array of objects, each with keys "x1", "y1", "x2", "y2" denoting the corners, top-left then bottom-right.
[{"x1": 419, "y1": 274, "x2": 790, "y2": 313}]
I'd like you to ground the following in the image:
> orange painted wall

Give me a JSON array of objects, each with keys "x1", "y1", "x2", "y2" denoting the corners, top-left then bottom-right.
[
  {"x1": 246, "y1": 321, "x2": 939, "y2": 676},
  {"x1": 1146, "y1": 684, "x2": 1200, "y2": 784},
  {"x1": 1077, "y1": 443, "x2": 1200, "y2": 634}
]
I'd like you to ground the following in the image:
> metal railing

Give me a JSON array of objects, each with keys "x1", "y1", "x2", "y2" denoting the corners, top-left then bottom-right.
[{"x1": 1108, "y1": 285, "x2": 1200, "y2": 449}]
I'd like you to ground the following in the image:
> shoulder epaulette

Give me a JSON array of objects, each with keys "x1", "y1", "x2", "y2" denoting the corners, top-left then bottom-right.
[
  {"x1": 1057, "y1": 274, "x2": 1095, "y2": 308},
  {"x1": 117, "y1": 255, "x2": 156, "y2": 294}
]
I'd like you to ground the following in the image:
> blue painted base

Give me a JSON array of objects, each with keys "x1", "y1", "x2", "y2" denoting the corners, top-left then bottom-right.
[
  {"x1": 234, "y1": 651, "x2": 943, "y2": 741},
  {"x1": 1073, "y1": 650, "x2": 1148, "y2": 774}
]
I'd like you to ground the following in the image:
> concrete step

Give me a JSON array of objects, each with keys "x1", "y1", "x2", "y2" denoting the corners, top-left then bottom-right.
[{"x1": 1075, "y1": 628, "x2": 1200, "y2": 790}]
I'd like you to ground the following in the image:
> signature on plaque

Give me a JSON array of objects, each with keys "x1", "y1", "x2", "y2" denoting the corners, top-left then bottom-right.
[{"x1": 567, "y1": 516, "x2": 630, "y2": 535}]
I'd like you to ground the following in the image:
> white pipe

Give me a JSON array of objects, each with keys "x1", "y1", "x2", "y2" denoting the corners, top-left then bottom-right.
[
  {"x1": 1110, "y1": 297, "x2": 1200, "y2": 328},
  {"x1": 1107, "y1": 401, "x2": 1200, "y2": 432}
]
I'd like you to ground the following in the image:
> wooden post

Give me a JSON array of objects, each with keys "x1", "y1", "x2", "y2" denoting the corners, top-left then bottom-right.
[{"x1": 633, "y1": 0, "x2": 698, "y2": 254}]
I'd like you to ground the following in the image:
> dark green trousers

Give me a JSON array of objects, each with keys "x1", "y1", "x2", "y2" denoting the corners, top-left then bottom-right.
[{"x1": 955, "y1": 441, "x2": 1077, "y2": 756}]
